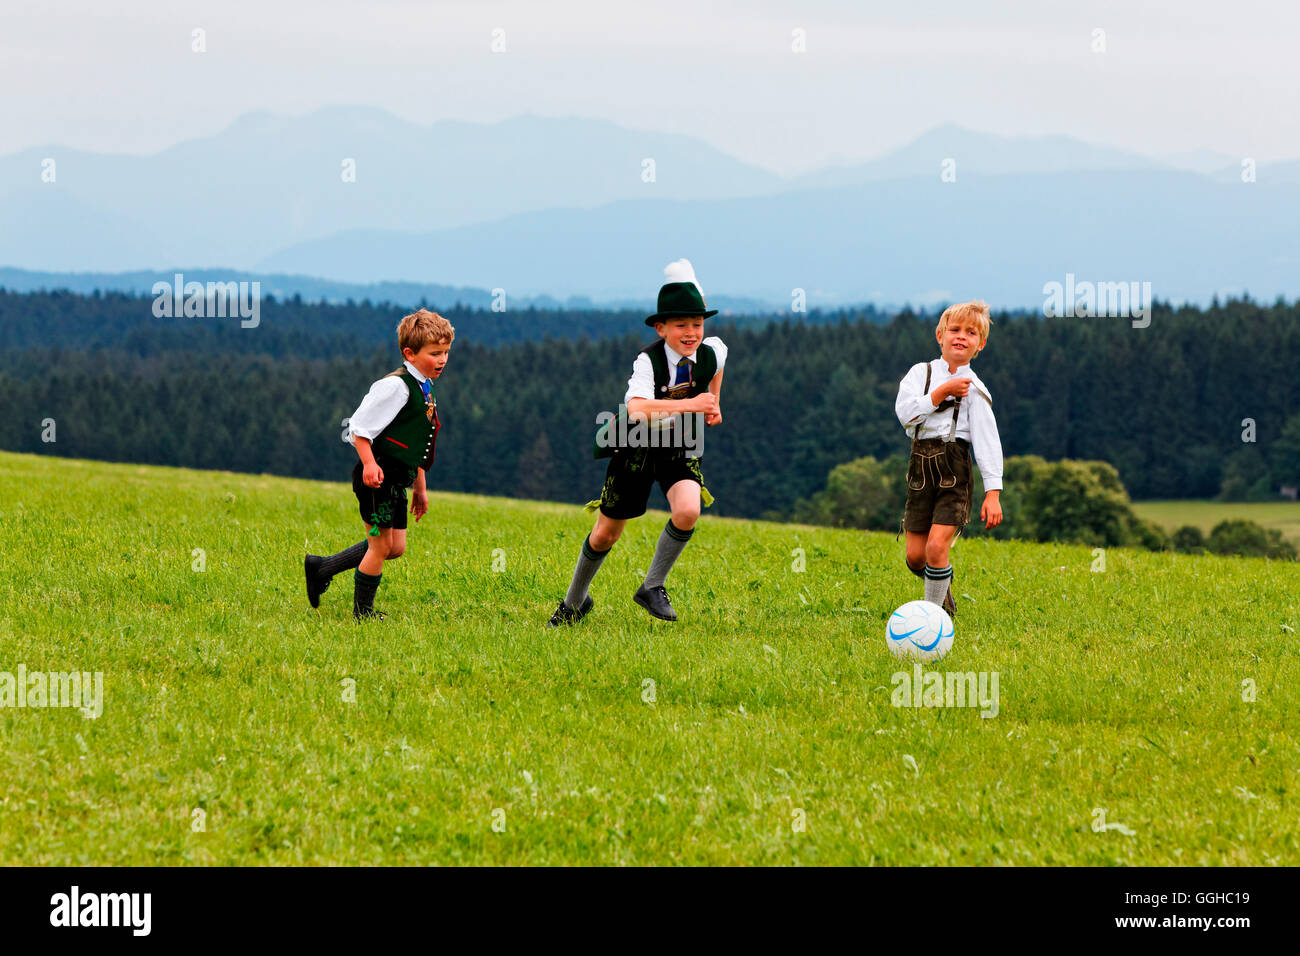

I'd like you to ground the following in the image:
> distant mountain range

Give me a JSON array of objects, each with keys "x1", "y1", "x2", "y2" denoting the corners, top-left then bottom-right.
[
  {"x1": 3, "y1": 108, "x2": 1298, "y2": 307},
  {"x1": 0, "y1": 267, "x2": 783, "y2": 314}
]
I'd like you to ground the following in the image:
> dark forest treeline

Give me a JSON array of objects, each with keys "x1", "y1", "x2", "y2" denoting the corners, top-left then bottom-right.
[
  {"x1": 1, "y1": 291, "x2": 1298, "y2": 518},
  {"x1": 0, "y1": 288, "x2": 886, "y2": 353}
]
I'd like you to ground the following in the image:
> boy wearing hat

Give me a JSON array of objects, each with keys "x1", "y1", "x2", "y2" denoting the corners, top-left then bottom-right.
[
  {"x1": 304, "y1": 308, "x2": 453, "y2": 619},
  {"x1": 548, "y1": 259, "x2": 727, "y2": 625},
  {"x1": 895, "y1": 300, "x2": 1003, "y2": 617}
]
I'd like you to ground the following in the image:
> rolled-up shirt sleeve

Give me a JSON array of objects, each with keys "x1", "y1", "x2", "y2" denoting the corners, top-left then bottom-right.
[
  {"x1": 895, "y1": 362, "x2": 938, "y2": 430},
  {"x1": 968, "y1": 391, "x2": 1004, "y2": 491},
  {"x1": 624, "y1": 353, "x2": 656, "y2": 404},
  {"x1": 703, "y1": 336, "x2": 728, "y2": 373},
  {"x1": 347, "y1": 378, "x2": 408, "y2": 441}
]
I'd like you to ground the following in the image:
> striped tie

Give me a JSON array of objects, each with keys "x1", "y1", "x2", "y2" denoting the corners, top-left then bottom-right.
[{"x1": 674, "y1": 357, "x2": 691, "y2": 386}]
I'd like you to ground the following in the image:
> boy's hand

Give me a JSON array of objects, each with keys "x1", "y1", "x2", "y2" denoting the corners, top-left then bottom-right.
[
  {"x1": 705, "y1": 409, "x2": 722, "y2": 426},
  {"x1": 981, "y1": 490, "x2": 1002, "y2": 529},
  {"x1": 692, "y1": 393, "x2": 719, "y2": 416},
  {"x1": 363, "y1": 462, "x2": 384, "y2": 488},
  {"x1": 411, "y1": 468, "x2": 428, "y2": 521},
  {"x1": 932, "y1": 377, "x2": 972, "y2": 405}
]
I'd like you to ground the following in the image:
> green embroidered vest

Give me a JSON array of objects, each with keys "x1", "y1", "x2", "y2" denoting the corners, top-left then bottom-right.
[
  {"x1": 374, "y1": 369, "x2": 439, "y2": 471},
  {"x1": 593, "y1": 341, "x2": 717, "y2": 459}
]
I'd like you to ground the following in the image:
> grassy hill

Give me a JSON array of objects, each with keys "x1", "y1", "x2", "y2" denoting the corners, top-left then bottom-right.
[
  {"x1": 1, "y1": 451, "x2": 1296, "y2": 865},
  {"x1": 1133, "y1": 500, "x2": 1300, "y2": 546}
]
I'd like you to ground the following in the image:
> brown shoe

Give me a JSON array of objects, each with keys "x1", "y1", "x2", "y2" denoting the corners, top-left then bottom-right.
[{"x1": 942, "y1": 575, "x2": 957, "y2": 618}]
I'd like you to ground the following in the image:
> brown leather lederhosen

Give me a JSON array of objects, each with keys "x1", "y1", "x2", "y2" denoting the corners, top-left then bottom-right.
[{"x1": 901, "y1": 362, "x2": 974, "y2": 534}]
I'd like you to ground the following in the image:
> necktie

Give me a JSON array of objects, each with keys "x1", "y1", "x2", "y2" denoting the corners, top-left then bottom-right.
[{"x1": 673, "y1": 357, "x2": 691, "y2": 386}]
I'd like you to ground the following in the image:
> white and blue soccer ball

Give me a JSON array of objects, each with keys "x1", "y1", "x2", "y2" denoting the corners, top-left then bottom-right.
[{"x1": 885, "y1": 600, "x2": 954, "y2": 662}]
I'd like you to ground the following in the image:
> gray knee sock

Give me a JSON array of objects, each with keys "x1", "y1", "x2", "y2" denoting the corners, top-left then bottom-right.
[
  {"x1": 643, "y1": 520, "x2": 693, "y2": 589},
  {"x1": 318, "y1": 541, "x2": 368, "y2": 579},
  {"x1": 565, "y1": 535, "x2": 610, "y2": 608},
  {"x1": 924, "y1": 564, "x2": 952, "y2": 607}
]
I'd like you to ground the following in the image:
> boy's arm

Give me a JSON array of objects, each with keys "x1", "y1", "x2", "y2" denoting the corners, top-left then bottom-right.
[
  {"x1": 624, "y1": 351, "x2": 718, "y2": 420},
  {"x1": 348, "y1": 377, "x2": 407, "y2": 488},
  {"x1": 895, "y1": 363, "x2": 937, "y2": 429},
  {"x1": 410, "y1": 467, "x2": 428, "y2": 521},
  {"x1": 627, "y1": 393, "x2": 717, "y2": 418},
  {"x1": 895, "y1": 362, "x2": 969, "y2": 430},
  {"x1": 705, "y1": 368, "x2": 723, "y2": 425},
  {"x1": 968, "y1": 394, "x2": 1004, "y2": 528},
  {"x1": 968, "y1": 392, "x2": 1003, "y2": 491},
  {"x1": 353, "y1": 436, "x2": 384, "y2": 488}
]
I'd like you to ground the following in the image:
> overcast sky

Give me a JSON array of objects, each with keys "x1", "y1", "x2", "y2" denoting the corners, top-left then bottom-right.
[{"x1": 3, "y1": 0, "x2": 1297, "y2": 174}]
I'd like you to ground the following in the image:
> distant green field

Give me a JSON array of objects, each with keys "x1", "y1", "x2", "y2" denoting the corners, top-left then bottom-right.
[
  {"x1": 1133, "y1": 500, "x2": 1300, "y2": 545},
  {"x1": 1, "y1": 451, "x2": 1296, "y2": 865}
]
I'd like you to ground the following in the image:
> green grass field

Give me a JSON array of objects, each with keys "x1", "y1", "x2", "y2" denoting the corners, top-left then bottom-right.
[
  {"x1": 1, "y1": 450, "x2": 1296, "y2": 865},
  {"x1": 1132, "y1": 500, "x2": 1300, "y2": 546}
]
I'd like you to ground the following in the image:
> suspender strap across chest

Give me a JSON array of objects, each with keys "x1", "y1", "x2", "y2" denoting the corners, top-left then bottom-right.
[{"x1": 914, "y1": 362, "x2": 962, "y2": 442}]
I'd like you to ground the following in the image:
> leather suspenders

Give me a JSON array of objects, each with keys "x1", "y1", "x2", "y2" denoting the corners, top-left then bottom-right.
[{"x1": 913, "y1": 362, "x2": 962, "y2": 442}]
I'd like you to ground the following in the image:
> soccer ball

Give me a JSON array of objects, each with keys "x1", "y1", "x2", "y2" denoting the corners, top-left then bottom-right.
[{"x1": 885, "y1": 600, "x2": 954, "y2": 662}]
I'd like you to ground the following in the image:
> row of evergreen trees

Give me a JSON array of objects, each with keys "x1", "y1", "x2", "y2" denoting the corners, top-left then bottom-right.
[{"x1": 1, "y1": 291, "x2": 1298, "y2": 519}]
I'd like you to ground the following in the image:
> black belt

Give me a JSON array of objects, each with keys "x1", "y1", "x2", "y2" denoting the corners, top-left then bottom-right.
[{"x1": 912, "y1": 436, "x2": 969, "y2": 450}]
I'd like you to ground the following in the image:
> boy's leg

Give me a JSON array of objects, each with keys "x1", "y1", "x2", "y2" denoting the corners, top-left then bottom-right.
[
  {"x1": 557, "y1": 514, "x2": 623, "y2": 620},
  {"x1": 386, "y1": 529, "x2": 407, "y2": 560},
  {"x1": 634, "y1": 479, "x2": 700, "y2": 621},
  {"x1": 644, "y1": 479, "x2": 699, "y2": 588},
  {"x1": 551, "y1": 449, "x2": 651, "y2": 626},
  {"x1": 904, "y1": 531, "x2": 927, "y2": 580},
  {"x1": 923, "y1": 524, "x2": 958, "y2": 615},
  {"x1": 355, "y1": 525, "x2": 391, "y2": 619},
  {"x1": 305, "y1": 539, "x2": 369, "y2": 608},
  {"x1": 316, "y1": 541, "x2": 369, "y2": 576}
]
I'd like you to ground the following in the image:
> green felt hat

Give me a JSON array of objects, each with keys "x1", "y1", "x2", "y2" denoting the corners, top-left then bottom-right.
[{"x1": 646, "y1": 258, "x2": 719, "y2": 326}]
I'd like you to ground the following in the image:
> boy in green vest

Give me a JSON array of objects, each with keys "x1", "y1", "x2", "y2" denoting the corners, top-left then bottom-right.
[
  {"x1": 305, "y1": 308, "x2": 453, "y2": 619},
  {"x1": 548, "y1": 259, "x2": 727, "y2": 626}
]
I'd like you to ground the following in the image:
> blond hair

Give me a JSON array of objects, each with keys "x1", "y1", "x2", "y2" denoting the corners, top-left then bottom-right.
[
  {"x1": 397, "y1": 308, "x2": 455, "y2": 353},
  {"x1": 936, "y1": 300, "x2": 992, "y2": 347}
]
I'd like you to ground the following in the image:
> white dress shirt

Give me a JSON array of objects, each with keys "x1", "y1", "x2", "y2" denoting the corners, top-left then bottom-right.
[
  {"x1": 624, "y1": 336, "x2": 728, "y2": 404},
  {"x1": 348, "y1": 360, "x2": 430, "y2": 442},
  {"x1": 895, "y1": 359, "x2": 1004, "y2": 491}
]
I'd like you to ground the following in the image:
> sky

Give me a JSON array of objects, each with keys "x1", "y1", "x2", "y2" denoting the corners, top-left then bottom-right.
[{"x1": 2, "y1": 0, "x2": 1297, "y2": 174}]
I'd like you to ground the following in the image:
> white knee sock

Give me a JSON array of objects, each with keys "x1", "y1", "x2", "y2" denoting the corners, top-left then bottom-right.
[{"x1": 924, "y1": 564, "x2": 952, "y2": 606}]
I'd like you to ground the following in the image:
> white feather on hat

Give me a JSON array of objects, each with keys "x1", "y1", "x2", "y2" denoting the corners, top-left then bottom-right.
[{"x1": 663, "y1": 258, "x2": 703, "y2": 294}]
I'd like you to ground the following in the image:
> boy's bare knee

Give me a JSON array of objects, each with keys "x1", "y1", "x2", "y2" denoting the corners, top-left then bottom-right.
[
  {"x1": 387, "y1": 544, "x2": 404, "y2": 560},
  {"x1": 589, "y1": 515, "x2": 625, "y2": 552},
  {"x1": 925, "y1": 546, "x2": 949, "y2": 567},
  {"x1": 672, "y1": 507, "x2": 700, "y2": 530}
]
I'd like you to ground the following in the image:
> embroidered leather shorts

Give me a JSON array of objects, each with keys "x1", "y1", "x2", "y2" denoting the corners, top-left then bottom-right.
[
  {"x1": 352, "y1": 454, "x2": 415, "y2": 530},
  {"x1": 598, "y1": 448, "x2": 703, "y2": 520},
  {"x1": 902, "y1": 437, "x2": 973, "y2": 533}
]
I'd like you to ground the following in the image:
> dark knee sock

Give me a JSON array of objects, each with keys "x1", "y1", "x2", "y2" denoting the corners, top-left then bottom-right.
[
  {"x1": 565, "y1": 535, "x2": 610, "y2": 608},
  {"x1": 643, "y1": 520, "x2": 693, "y2": 589},
  {"x1": 906, "y1": 559, "x2": 926, "y2": 579},
  {"x1": 317, "y1": 541, "x2": 368, "y2": 579},
  {"x1": 353, "y1": 569, "x2": 382, "y2": 617}
]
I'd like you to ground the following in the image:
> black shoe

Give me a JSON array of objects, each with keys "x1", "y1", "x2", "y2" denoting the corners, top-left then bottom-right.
[
  {"x1": 942, "y1": 576, "x2": 957, "y2": 619},
  {"x1": 547, "y1": 595, "x2": 593, "y2": 627},
  {"x1": 354, "y1": 607, "x2": 387, "y2": 621},
  {"x1": 633, "y1": 584, "x2": 677, "y2": 622},
  {"x1": 305, "y1": 555, "x2": 331, "y2": 608}
]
